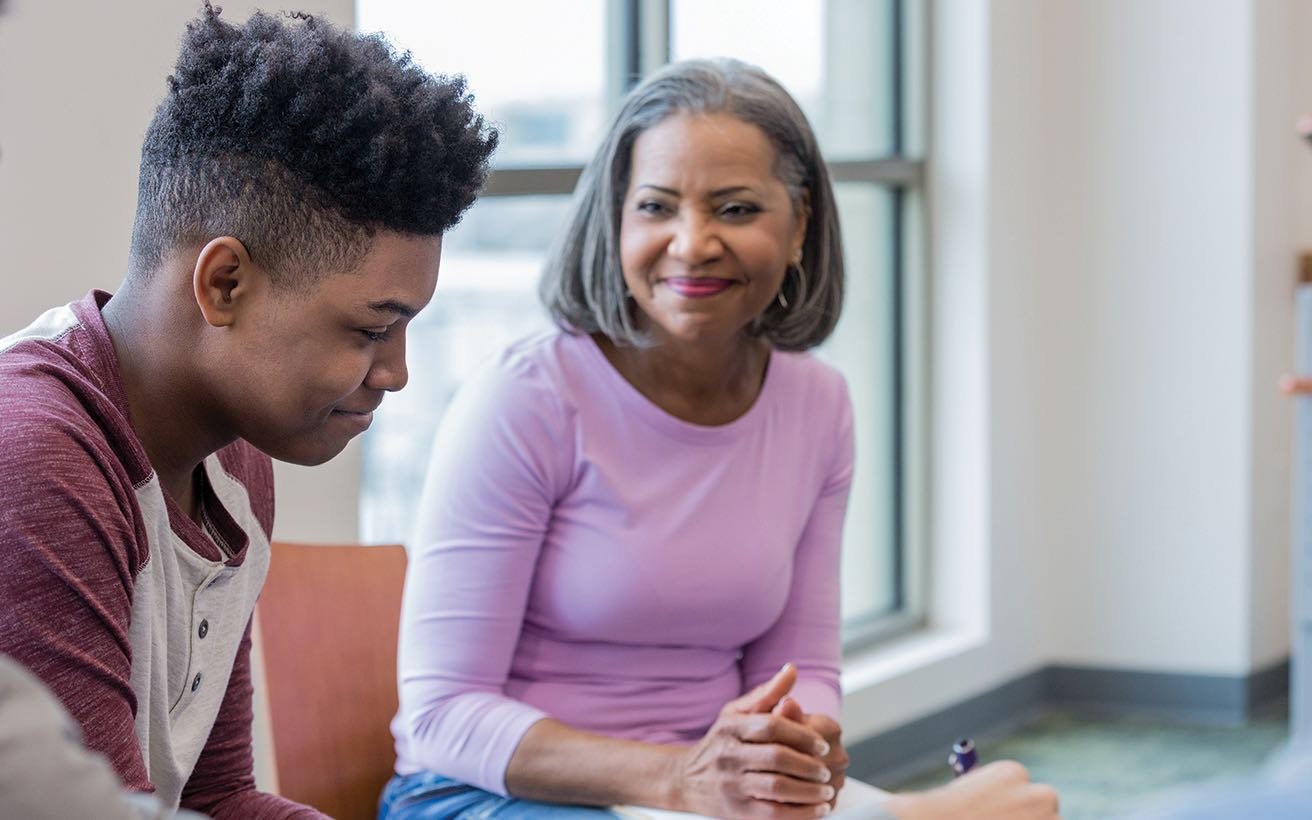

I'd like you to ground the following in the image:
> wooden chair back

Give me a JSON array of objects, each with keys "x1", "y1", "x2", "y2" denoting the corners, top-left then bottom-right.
[{"x1": 256, "y1": 541, "x2": 407, "y2": 820}]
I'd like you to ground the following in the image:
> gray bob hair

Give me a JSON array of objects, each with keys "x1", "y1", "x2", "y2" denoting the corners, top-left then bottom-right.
[{"x1": 538, "y1": 58, "x2": 845, "y2": 351}]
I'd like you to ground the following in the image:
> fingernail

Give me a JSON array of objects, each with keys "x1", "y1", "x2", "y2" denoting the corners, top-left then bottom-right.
[
  {"x1": 822, "y1": 786, "x2": 835, "y2": 801},
  {"x1": 819, "y1": 768, "x2": 832, "y2": 782},
  {"x1": 815, "y1": 805, "x2": 830, "y2": 817},
  {"x1": 815, "y1": 741, "x2": 830, "y2": 756}
]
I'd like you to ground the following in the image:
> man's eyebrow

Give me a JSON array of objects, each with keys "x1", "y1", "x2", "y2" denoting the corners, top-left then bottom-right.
[{"x1": 365, "y1": 299, "x2": 418, "y2": 320}]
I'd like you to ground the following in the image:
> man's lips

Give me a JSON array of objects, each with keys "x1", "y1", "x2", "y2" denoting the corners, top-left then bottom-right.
[
  {"x1": 331, "y1": 405, "x2": 377, "y2": 433},
  {"x1": 332, "y1": 398, "x2": 382, "y2": 420},
  {"x1": 664, "y1": 277, "x2": 735, "y2": 298}
]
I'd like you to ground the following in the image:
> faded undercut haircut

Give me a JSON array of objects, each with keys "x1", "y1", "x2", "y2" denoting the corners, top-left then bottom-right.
[
  {"x1": 539, "y1": 58, "x2": 844, "y2": 351},
  {"x1": 127, "y1": 2, "x2": 498, "y2": 288}
]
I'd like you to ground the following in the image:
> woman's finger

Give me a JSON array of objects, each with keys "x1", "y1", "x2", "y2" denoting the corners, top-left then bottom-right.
[
  {"x1": 731, "y1": 663, "x2": 798, "y2": 715},
  {"x1": 734, "y1": 712, "x2": 830, "y2": 757},
  {"x1": 772, "y1": 696, "x2": 806, "y2": 722},
  {"x1": 734, "y1": 739, "x2": 833, "y2": 784},
  {"x1": 738, "y1": 770, "x2": 836, "y2": 807}
]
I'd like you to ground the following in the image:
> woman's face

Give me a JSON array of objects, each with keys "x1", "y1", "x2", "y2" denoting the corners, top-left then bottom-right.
[{"x1": 618, "y1": 112, "x2": 807, "y2": 351}]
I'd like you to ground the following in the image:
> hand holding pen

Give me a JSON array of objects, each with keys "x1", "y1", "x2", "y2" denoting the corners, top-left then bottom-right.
[
  {"x1": 884, "y1": 748, "x2": 1060, "y2": 820},
  {"x1": 948, "y1": 737, "x2": 977, "y2": 777}
]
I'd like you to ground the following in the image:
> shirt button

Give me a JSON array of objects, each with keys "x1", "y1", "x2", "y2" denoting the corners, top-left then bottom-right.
[
  {"x1": 198, "y1": 619, "x2": 209, "y2": 639},
  {"x1": 192, "y1": 672, "x2": 202, "y2": 692}
]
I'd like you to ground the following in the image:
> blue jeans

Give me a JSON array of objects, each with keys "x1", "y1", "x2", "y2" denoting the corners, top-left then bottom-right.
[{"x1": 378, "y1": 771, "x2": 625, "y2": 820}]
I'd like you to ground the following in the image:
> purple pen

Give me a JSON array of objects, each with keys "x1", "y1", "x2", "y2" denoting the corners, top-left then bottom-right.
[{"x1": 948, "y1": 738, "x2": 977, "y2": 777}]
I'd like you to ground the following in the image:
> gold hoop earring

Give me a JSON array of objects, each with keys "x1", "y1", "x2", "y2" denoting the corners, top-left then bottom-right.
[{"x1": 777, "y1": 262, "x2": 803, "y2": 311}]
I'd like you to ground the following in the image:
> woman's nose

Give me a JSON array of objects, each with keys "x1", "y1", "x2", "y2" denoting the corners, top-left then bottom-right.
[{"x1": 668, "y1": 213, "x2": 724, "y2": 264}]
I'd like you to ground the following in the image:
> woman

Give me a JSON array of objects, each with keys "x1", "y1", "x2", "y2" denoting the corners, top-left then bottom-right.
[{"x1": 383, "y1": 59, "x2": 1060, "y2": 820}]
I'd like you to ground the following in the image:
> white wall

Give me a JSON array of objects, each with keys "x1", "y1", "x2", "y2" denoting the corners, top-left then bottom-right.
[
  {"x1": 1016, "y1": 0, "x2": 1301, "y2": 675},
  {"x1": 3, "y1": 0, "x2": 1309, "y2": 762},
  {"x1": 842, "y1": 0, "x2": 1309, "y2": 742},
  {"x1": 1025, "y1": 0, "x2": 1255, "y2": 674}
]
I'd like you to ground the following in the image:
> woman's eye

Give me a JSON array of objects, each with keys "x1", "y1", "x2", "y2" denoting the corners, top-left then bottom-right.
[
  {"x1": 720, "y1": 202, "x2": 760, "y2": 218},
  {"x1": 359, "y1": 328, "x2": 388, "y2": 343},
  {"x1": 636, "y1": 200, "x2": 668, "y2": 215}
]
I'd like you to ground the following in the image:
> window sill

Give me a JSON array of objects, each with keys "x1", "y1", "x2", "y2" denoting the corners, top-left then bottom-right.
[
  {"x1": 838, "y1": 624, "x2": 990, "y2": 744},
  {"x1": 843, "y1": 624, "x2": 987, "y2": 694}
]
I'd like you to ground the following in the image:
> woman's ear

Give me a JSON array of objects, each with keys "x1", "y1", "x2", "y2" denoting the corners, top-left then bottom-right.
[{"x1": 192, "y1": 236, "x2": 258, "y2": 328}]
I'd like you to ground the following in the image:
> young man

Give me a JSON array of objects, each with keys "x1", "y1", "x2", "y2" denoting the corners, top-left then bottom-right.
[{"x1": 0, "y1": 3, "x2": 496, "y2": 817}]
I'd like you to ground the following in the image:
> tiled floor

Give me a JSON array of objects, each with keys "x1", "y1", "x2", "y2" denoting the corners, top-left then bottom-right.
[{"x1": 883, "y1": 707, "x2": 1290, "y2": 819}]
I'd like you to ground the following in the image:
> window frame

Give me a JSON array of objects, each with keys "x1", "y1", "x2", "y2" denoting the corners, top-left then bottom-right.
[{"x1": 366, "y1": 0, "x2": 929, "y2": 649}]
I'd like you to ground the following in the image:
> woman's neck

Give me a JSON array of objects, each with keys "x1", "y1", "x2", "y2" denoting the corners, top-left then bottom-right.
[{"x1": 594, "y1": 331, "x2": 771, "y2": 426}]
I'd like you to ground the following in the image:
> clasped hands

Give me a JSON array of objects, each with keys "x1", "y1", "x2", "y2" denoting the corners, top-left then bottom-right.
[
  {"x1": 666, "y1": 664, "x2": 1062, "y2": 820},
  {"x1": 670, "y1": 663, "x2": 848, "y2": 819}
]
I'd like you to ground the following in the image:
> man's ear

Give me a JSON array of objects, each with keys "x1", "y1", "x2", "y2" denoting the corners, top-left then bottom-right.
[{"x1": 192, "y1": 236, "x2": 262, "y2": 329}]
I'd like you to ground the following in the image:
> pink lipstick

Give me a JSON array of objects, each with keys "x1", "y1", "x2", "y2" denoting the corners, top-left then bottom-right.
[{"x1": 665, "y1": 277, "x2": 733, "y2": 298}]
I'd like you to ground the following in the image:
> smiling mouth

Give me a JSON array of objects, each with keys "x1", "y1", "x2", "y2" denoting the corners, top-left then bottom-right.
[
  {"x1": 664, "y1": 277, "x2": 735, "y2": 298},
  {"x1": 330, "y1": 407, "x2": 375, "y2": 433}
]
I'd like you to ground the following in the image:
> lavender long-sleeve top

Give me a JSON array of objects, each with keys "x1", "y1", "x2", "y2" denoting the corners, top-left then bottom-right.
[{"x1": 390, "y1": 329, "x2": 855, "y2": 795}]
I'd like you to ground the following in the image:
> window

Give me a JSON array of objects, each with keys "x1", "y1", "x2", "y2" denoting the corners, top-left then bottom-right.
[{"x1": 357, "y1": 0, "x2": 926, "y2": 645}]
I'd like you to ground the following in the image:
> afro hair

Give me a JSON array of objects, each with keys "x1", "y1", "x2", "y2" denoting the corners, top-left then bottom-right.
[{"x1": 128, "y1": 2, "x2": 499, "y2": 286}]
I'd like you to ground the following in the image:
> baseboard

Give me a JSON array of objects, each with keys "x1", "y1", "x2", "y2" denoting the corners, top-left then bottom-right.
[
  {"x1": 847, "y1": 657, "x2": 1290, "y2": 786},
  {"x1": 1247, "y1": 659, "x2": 1293, "y2": 711},
  {"x1": 1045, "y1": 660, "x2": 1289, "y2": 723}
]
